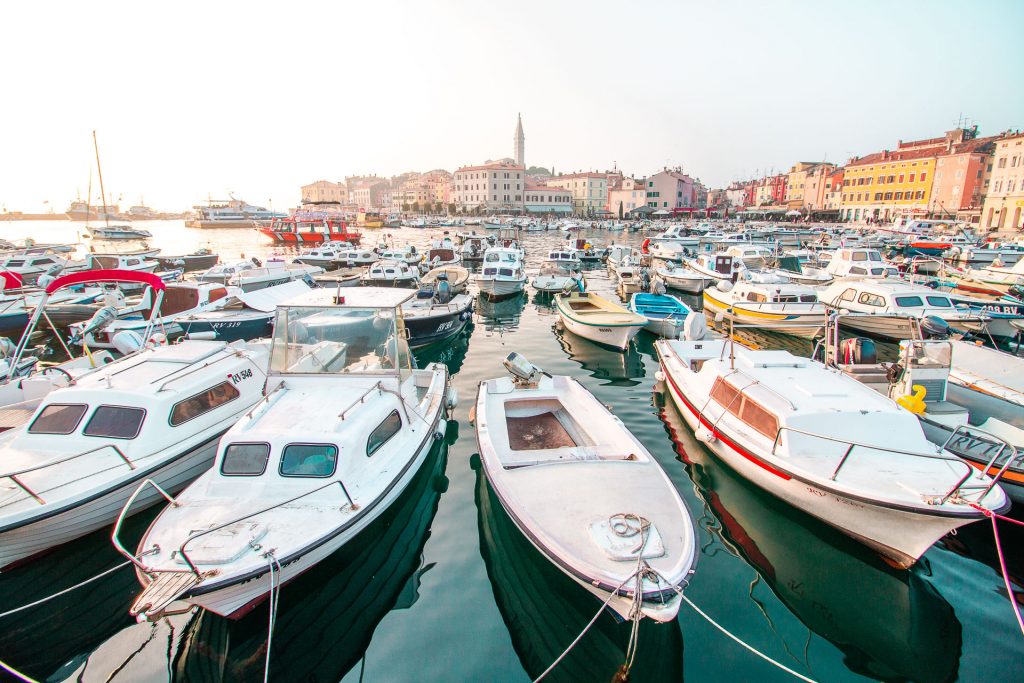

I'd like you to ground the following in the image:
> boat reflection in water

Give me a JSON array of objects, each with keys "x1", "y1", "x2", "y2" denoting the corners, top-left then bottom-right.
[
  {"x1": 172, "y1": 433, "x2": 451, "y2": 681},
  {"x1": 554, "y1": 323, "x2": 644, "y2": 386},
  {"x1": 0, "y1": 511, "x2": 158, "y2": 680},
  {"x1": 414, "y1": 321, "x2": 474, "y2": 376},
  {"x1": 655, "y1": 385, "x2": 961, "y2": 683},
  {"x1": 475, "y1": 290, "x2": 526, "y2": 331},
  {"x1": 473, "y1": 456, "x2": 684, "y2": 683}
]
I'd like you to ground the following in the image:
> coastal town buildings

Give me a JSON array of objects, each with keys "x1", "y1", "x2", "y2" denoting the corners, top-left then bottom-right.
[
  {"x1": 301, "y1": 180, "x2": 346, "y2": 204},
  {"x1": 644, "y1": 169, "x2": 698, "y2": 211},
  {"x1": 753, "y1": 174, "x2": 787, "y2": 207},
  {"x1": 981, "y1": 131, "x2": 1024, "y2": 231},
  {"x1": 514, "y1": 114, "x2": 525, "y2": 167},
  {"x1": 784, "y1": 162, "x2": 835, "y2": 211},
  {"x1": 452, "y1": 161, "x2": 526, "y2": 213},
  {"x1": 548, "y1": 172, "x2": 608, "y2": 214},
  {"x1": 931, "y1": 135, "x2": 998, "y2": 222},
  {"x1": 823, "y1": 169, "x2": 845, "y2": 212},
  {"x1": 607, "y1": 176, "x2": 646, "y2": 217},
  {"x1": 524, "y1": 184, "x2": 572, "y2": 214},
  {"x1": 346, "y1": 176, "x2": 391, "y2": 210}
]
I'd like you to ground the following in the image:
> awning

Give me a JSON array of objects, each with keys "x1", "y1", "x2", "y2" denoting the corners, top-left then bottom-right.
[{"x1": 653, "y1": 209, "x2": 671, "y2": 215}]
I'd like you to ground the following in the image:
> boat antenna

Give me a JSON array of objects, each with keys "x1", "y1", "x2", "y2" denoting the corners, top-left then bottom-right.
[
  {"x1": 729, "y1": 311, "x2": 735, "y2": 369},
  {"x1": 85, "y1": 168, "x2": 93, "y2": 231},
  {"x1": 92, "y1": 130, "x2": 110, "y2": 230}
]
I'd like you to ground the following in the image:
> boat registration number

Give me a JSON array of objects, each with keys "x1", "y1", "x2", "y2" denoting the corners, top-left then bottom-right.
[{"x1": 230, "y1": 369, "x2": 254, "y2": 384}]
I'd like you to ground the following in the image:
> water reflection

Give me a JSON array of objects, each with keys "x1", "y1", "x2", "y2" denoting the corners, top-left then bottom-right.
[
  {"x1": 473, "y1": 456, "x2": 684, "y2": 683},
  {"x1": 656, "y1": 387, "x2": 961, "y2": 682},
  {"x1": 0, "y1": 510, "x2": 157, "y2": 680},
  {"x1": 475, "y1": 291, "x2": 526, "y2": 331},
  {"x1": 414, "y1": 321, "x2": 474, "y2": 375},
  {"x1": 554, "y1": 324, "x2": 645, "y2": 386}
]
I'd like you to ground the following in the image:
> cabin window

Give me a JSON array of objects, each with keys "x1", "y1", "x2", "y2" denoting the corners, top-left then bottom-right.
[
  {"x1": 221, "y1": 442, "x2": 271, "y2": 475},
  {"x1": 746, "y1": 292, "x2": 768, "y2": 303},
  {"x1": 852, "y1": 252, "x2": 867, "y2": 261},
  {"x1": 710, "y1": 378, "x2": 743, "y2": 412},
  {"x1": 925, "y1": 296, "x2": 952, "y2": 308},
  {"x1": 775, "y1": 295, "x2": 799, "y2": 303},
  {"x1": 29, "y1": 403, "x2": 87, "y2": 435},
  {"x1": 280, "y1": 443, "x2": 338, "y2": 477},
  {"x1": 84, "y1": 405, "x2": 146, "y2": 439},
  {"x1": 170, "y1": 381, "x2": 240, "y2": 426},
  {"x1": 799, "y1": 295, "x2": 817, "y2": 303},
  {"x1": 367, "y1": 410, "x2": 402, "y2": 456},
  {"x1": 894, "y1": 296, "x2": 924, "y2": 307},
  {"x1": 868, "y1": 251, "x2": 882, "y2": 262},
  {"x1": 499, "y1": 268, "x2": 513, "y2": 277},
  {"x1": 739, "y1": 397, "x2": 780, "y2": 439},
  {"x1": 484, "y1": 268, "x2": 497, "y2": 275},
  {"x1": 857, "y1": 293, "x2": 885, "y2": 307},
  {"x1": 838, "y1": 288, "x2": 857, "y2": 302}
]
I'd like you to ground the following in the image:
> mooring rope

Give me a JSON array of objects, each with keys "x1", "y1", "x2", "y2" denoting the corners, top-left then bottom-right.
[
  {"x1": 969, "y1": 502, "x2": 1024, "y2": 638},
  {"x1": 0, "y1": 560, "x2": 132, "y2": 619},
  {"x1": 263, "y1": 553, "x2": 283, "y2": 683}
]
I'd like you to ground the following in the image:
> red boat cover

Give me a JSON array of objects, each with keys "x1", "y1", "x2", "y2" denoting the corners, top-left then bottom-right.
[
  {"x1": 0, "y1": 271, "x2": 23, "y2": 290},
  {"x1": 46, "y1": 268, "x2": 166, "y2": 294}
]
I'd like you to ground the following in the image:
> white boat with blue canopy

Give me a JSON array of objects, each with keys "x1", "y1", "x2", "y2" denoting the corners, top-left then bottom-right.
[
  {"x1": 118, "y1": 287, "x2": 454, "y2": 620},
  {"x1": 628, "y1": 292, "x2": 705, "y2": 339}
]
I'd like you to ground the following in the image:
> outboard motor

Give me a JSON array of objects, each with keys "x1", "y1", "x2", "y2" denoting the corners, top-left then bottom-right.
[
  {"x1": 920, "y1": 315, "x2": 950, "y2": 339},
  {"x1": 72, "y1": 305, "x2": 118, "y2": 344},
  {"x1": 683, "y1": 312, "x2": 707, "y2": 341},
  {"x1": 839, "y1": 337, "x2": 877, "y2": 365},
  {"x1": 111, "y1": 330, "x2": 144, "y2": 355},
  {"x1": 1007, "y1": 283, "x2": 1024, "y2": 301},
  {"x1": 435, "y1": 275, "x2": 452, "y2": 304}
]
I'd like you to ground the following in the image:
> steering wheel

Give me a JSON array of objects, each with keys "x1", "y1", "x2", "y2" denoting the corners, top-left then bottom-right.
[{"x1": 41, "y1": 365, "x2": 74, "y2": 383}]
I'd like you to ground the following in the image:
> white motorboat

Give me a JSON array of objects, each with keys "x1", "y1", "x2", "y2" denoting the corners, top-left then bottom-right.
[
  {"x1": 555, "y1": 291, "x2": 646, "y2": 350},
  {"x1": 292, "y1": 243, "x2": 354, "y2": 269},
  {"x1": 647, "y1": 225, "x2": 700, "y2": 248},
  {"x1": 628, "y1": 293, "x2": 705, "y2": 339},
  {"x1": 825, "y1": 248, "x2": 900, "y2": 279},
  {"x1": 195, "y1": 259, "x2": 260, "y2": 286},
  {"x1": 378, "y1": 245, "x2": 423, "y2": 266},
  {"x1": 420, "y1": 265, "x2": 470, "y2": 295},
  {"x1": 0, "y1": 273, "x2": 271, "y2": 569},
  {"x1": 655, "y1": 261, "x2": 714, "y2": 294},
  {"x1": 86, "y1": 253, "x2": 160, "y2": 275},
  {"x1": 702, "y1": 278, "x2": 826, "y2": 339},
  {"x1": 605, "y1": 244, "x2": 638, "y2": 279},
  {"x1": 546, "y1": 248, "x2": 581, "y2": 269},
  {"x1": 87, "y1": 224, "x2": 153, "y2": 240},
  {"x1": 402, "y1": 290, "x2": 474, "y2": 348},
  {"x1": 228, "y1": 260, "x2": 323, "y2": 292},
  {"x1": 531, "y1": 263, "x2": 584, "y2": 293},
  {"x1": 768, "y1": 254, "x2": 833, "y2": 286},
  {"x1": 474, "y1": 353, "x2": 697, "y2": 622},
  {"x1": 476, "y1": 243, "x2": 527, "y2": 300},
  {"x1": 458, "y1": 234, "x2": 493, "y2": 262},
  {"x1": 725, "y1": 244, "x2": 775, "y2": 269},
  {"x1": 118, "y1": 287, "x2": 453, "y2": 620},
  {"x1": 0, "y1": 253, "x2": 85, "y2": 286},
  {"x1": 818, "y1": 279, "x2": 990, "y2": 340},
  {"x1": 360, "y1": 259, "x2": 419, "y2": 288},
  {"x1": 656, "y1": 339, "x2": 1008, "y2": 567},
  {"x1": 647, "y1": 242, "x2": 689, "y2": 262},
  {"x1": 334, "y1": 248, "x2": 379, "y2": 268},
  {"x1": 681, "y1": 252, "x2": 747, "y2": 285},
  {"x1": 419, "y1": 235, "x2": 460, "y2": 272}
]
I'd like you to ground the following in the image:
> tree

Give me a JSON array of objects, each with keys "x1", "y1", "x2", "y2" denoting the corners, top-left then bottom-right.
[
  {"x1": 618, "y1": 200, "x2": 623, "y2": 219},
  {"x1": 411, "y1": 201, "x2": 420, "y2": 213},
  {"x1": 448, "y1": 202, "x2": 457, "y2": 215},
  {"x1": 401, "y1": 203, "x2": 411, "y2": 213}
]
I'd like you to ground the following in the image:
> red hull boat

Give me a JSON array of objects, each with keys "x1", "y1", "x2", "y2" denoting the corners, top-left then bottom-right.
[{"x1": 257, "y1": 216, "x2": 362, "y2": 244}]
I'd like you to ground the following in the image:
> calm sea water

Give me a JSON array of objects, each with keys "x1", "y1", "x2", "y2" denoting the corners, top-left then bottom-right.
[{"x1": 0, "y1": 220, "x2": 1021, "y2": 682}]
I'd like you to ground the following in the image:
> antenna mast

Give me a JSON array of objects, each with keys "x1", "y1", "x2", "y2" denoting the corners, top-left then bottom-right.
[{"x1": 92, "y1": 130, "x2": 110, "y2": 229}]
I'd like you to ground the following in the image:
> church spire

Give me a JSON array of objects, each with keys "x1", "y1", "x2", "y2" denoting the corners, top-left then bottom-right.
[{"x1": 514, "y1": 113, "x2": 525, "y2": 167}]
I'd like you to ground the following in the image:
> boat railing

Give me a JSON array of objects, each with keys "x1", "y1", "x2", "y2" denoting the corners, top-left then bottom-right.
[
  {"x1": 770, "y1": 425, "x2": 993, "y2": 504},
  {"x1": 2, "y1": 444, "x2": 135, "y2": 505},
  {"x1": 942, "y1": 424, "x2": 1021, "y2": 499},
  {"x1": 115, "y1": 478, "x2": 356, "y2": 579}
]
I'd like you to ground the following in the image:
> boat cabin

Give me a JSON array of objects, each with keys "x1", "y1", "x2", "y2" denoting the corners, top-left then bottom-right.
[{"x1": 826, "y1": 248, "x2": 899, "y2": 278}]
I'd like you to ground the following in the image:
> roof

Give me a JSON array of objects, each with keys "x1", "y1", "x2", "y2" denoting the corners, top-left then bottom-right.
[
  {"x1": 525, "y1": 184, "x2": 570, "y2": 193},
  {"x1": 456, "y1": 162, "x2": 525, "y2": 173},
  {"x1": 550, "y1": 172, "x2": 607, "y2": 180},
  {"x1": 283, "y1": 287, "x2": 414, "y2": 308}
]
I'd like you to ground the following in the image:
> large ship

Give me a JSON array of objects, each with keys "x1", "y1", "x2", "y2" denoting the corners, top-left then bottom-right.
[
  {"x1": 185, "y1": 197, "x2": 286, "y2": 229},
  {"x1": 257, "y1": 212, "x2": 362, "y2": 244},
  {"x1": 66, "y1": 199, "x2": 120, "y2": 222}
]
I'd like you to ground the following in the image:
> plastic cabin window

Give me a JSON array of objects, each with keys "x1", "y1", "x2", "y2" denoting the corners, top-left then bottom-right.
[
  {"x1": 270, "y1": 306, "x2": 403, "y2": 374},
  {"x1": 83, "y1": 405, "x2": 146, "y2": 439},
  {"x1": 925, "y1": 296, "x2": 951, "y2": 308},
  {"x1": 894, "y1": 296, "x2": 924, "y2": 308},
  {"x1": 710, "y1": 378, "x2": 780, "y2": 440},
  {"x1": 367, "y1": 410, "x2": 402, "y2": 456},
  {"x1": 29, "y1": 403, "x2": 87, "y2": 434},
  {"x1": 170, "y1": 381, "x2": 240, "y2": 426},
  {"x1": 280, "y1": 443, "x2": 338, "y2": 477},
  {"x1": 858, "y1": 293, "x2": 885, "y2": 307},
  {"x1": 221, "y1": 443, "x2": 271, "y2": 476}
]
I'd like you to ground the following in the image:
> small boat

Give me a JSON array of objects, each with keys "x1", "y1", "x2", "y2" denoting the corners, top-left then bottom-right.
[
  {"x1": 86, "y1": 253, "x2": 159, "y2": 275},
  {"x1": 194, "y1": 259, "x2": 260, "y2": 286},
  {"x1": 0, "y1": 253, "x2": 85, "y2": 286},
  {"x1": 156, "y1": 249, "x2": 220, "y2": 273},
  {"x1": 292, "y1": 243, "x2": 353, "y2": 269},
  {"x1": 377, "y1": 245, "x2": 422, "y2": 266},
  {"x1": 702, "y1": 278, "x2": 827, "y2": 339},
  {"x1": 654, "y1": 261, "x2": 713, "y2": 294},
  {"x1": 360, "y1": 259, "x2": 419, "y2": 288},
  {"x1": 87, "y1": 224, "x2": 153, "y2": 240},
  {"x1": 656, "y1": 338, "x2": 1009, "y2": 567},
  {"x1": 420, "y1": 235, "x2": 460, "y2": 271},
  {"x1": 628, "y1": 293, "x2": 705, "y2": 339},
  {"x1": 312, "y1": 269, "x2": 362, "y2": 289},
  {"x1": 825, "y1": 248, "x2": 901, "y2": 279},
  {"x1": 333, "y1": 248, "x2": 378, "y2": 268},
  {"x1": 546, "y1": 248, "x2": 581, "y2": 269},
  {"x1": 647, "y1": 225, "x2": 700, "y2": 248},
  {"x1": 474, "y1": 353, "x2": 697, "y2": 622},
  {"x1": 531, "y1": 263, "x2": 584, "y2": 293},
  {"x1": 680, "y1": 252, "x2": 746, "y2": 285},
  {"x1": 476, "y1": 242, "x2": 526, "y2": 301},
  {"x1": 605, "y1": 244, "x2": 638, "y2": 278},
  {"x1": 118, "y1": 287, "x2": 453, "y2": 620},
  {"x1": 420, "y1": 265, "x2": 469, "y2": 295},
  {"x1": 229, "y1": 260, "x2": 323, "y2": 292},
  {"x1": 256, "y1": 215, "x2": 362, "y2": 245},
  {"x1": 0, "y1": 270, "x2": 271, "y2": 569},
  {"x1": 402, "y1": 289, "x2": 474, "y2": 348},
  {"x1": 555, "y1": 291, "x2": 646, "y2": 350},
  {"x1": 767, "y1": 253, "x2": 833, "y2": 286}
]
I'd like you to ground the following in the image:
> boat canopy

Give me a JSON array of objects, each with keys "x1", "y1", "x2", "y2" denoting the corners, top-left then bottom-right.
[{"x1": 45, "y1": 268, "x2": 166, "y2": 294}]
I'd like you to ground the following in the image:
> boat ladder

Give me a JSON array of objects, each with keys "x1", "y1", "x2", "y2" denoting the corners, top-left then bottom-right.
[{"x1": 130, "y1": 570, "x2": 203, "y2": 620}]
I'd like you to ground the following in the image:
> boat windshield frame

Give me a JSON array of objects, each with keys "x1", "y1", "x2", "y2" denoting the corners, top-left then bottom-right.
[{"x1": 268, "y1": 305, "x2": 409, "y2": 376}]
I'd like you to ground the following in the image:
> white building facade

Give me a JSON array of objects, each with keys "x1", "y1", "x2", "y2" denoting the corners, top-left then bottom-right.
[{"x1": 452, "y1": 162, "x2": 526, "y2": 213}]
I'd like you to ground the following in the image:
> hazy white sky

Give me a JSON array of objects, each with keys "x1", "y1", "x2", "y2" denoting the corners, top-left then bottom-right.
[{"x1": 2, "y1": 0, "x2": 1021, "y2": 212}]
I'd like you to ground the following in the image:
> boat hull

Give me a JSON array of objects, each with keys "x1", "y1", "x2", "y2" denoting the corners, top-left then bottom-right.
[
  {"x1": 256, "y1": 228, "x2": 362, "y2": 244},
  {"x1": 0, "y1": 435, "x2": 221, "y2": 570},
  {"x1": 476, "y1": 278, "x2": 526, "y2": 300},
  {"x1": 659, "y1": 360, "x2": 989, "y2": 567},
  {"x1": 404, "y1": 306, "x2": 472, "y2": 348},
  {"x1": 557, "y1": 311, "x2": 642, "y2": 350},
  {"x1": 702, "y1": 291, "x2": 824, "y2": 339}
]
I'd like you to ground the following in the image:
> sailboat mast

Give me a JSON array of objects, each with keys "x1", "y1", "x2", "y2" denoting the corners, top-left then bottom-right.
[{"x1": 92, "y1": 130, "x2": 110, "y2": 229}]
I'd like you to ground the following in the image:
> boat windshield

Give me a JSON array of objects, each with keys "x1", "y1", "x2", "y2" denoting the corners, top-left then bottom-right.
[
  {"x1": 269, "y1": 306, "x2": 403, "y2": 375},
  {"x1": 902, "y1": 340, "x2": 952, "y2": 369}
]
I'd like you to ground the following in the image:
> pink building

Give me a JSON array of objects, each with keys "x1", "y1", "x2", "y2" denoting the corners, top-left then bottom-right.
[
  {"x1": 931, "y1": 136, "x2": 997, "y2": 220},
  {"x1": 645, "y1": 169, "x2": 697, "y2": 211}
]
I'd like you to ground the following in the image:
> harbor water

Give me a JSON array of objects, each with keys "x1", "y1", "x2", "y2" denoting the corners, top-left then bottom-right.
[{"x1": 0, "y1": 220, "x2": 1021, "y2": 682}]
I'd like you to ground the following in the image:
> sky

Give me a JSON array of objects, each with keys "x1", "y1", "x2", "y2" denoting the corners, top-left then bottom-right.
[{"x1": 2, "y1": 0, "x2": 1022, "y2": 212}]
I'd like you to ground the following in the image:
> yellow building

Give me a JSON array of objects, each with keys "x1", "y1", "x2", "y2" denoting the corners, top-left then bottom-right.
[
  {"x1": 840, "y1": 128, "x2": 981, "y2": 223},
  {"x1": 981, "y1": 131, "x2": 1024, "y2": 232}
]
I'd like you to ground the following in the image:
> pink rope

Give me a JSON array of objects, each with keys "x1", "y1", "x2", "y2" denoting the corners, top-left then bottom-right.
[{"x1": 971, "y1": 503, "x2": 1024, "y2": 638}]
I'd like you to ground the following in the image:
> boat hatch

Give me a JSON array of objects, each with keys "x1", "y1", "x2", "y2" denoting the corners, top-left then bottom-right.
[
  {"x1": 568, "y1": 300, "x2": 600, "y2": 312},
  {"x1": 179, "y1": 521, "x2": 267, "y2": 565},
  {"x1": 503, "y1": 398, "x2": 594, "y2": 452},
  {"x1": 589, "y1": 518, "x2": 666, "y2": 561},
  {"x1": 737, "y1": 351, "x2": 808, "y2": 369}
]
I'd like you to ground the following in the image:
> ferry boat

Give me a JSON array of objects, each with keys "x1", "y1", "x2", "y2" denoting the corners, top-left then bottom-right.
[
  {"x1": 257, "y1": 215, "x2": 362, "y2": 244},
  {"x1": 186, "y1": 198, "x2": 285, "y2": 229},
  {"x1": 66, "y1": 199, "x2": 119, "y2": 222}
]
